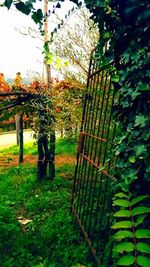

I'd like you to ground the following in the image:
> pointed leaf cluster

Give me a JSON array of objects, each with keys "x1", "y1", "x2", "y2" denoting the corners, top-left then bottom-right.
[{"x1": 112, "y1": 187, "x2": 150, "y2": 266}]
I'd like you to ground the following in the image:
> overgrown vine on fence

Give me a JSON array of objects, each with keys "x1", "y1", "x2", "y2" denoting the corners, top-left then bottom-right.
[{"x1": 72, "y1": 0, "x2": 150, "y2": 265}]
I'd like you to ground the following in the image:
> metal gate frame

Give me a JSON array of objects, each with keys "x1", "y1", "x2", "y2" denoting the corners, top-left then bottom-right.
[{"x1": 71, "y1": 48, "x2": 116, "y2": 266}]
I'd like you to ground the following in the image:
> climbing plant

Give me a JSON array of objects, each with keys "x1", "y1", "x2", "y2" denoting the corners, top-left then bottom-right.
[
  {"x1": 73, "y1": 0, "x2": 150, "y2": 187},
  {"x1": 71, "y1": 0, "x2": 150, "y2": 265},
  {"x1": 112, "y1": 183, "x2": 150, "y2": 266}
]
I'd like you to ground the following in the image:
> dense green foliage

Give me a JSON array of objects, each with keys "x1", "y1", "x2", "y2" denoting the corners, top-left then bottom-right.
[
  {"x1": 112, "y1": 183, "x2": 150, "y2": 266},
  {"x1": 72, "y1": 0, "x2": 150, "y2": 265},
  {"x1": 76, "y1": 0, "x2": 150, "y2": 189}
]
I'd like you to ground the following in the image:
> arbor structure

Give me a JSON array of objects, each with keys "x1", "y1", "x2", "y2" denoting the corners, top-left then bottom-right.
[{"x1": 0, "y1": 80, "x2": 53, "y2": 179}]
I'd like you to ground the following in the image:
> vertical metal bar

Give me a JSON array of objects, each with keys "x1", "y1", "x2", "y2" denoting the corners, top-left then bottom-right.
[
  {"x1": 75, "y1": 64, "x2": 97, "y2": 218},
  {"x1": 92, "y1": 78, "x2": 116, "y2": 255},
  {"x1": 80, "y1": 70, "x2": 105, "y2": 230},
  {"x1": 79, "y1": 81, "x2": 98, "y2": 221},
  {"x1": 71, "y1": 50, "x2": 94, "y2": 213},
  {"x1": 77, "y1": 67, "x2": 101, "y2": 223}
]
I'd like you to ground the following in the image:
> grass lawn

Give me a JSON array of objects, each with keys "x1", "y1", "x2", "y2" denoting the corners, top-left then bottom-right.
[
  {"x1": 0, "y1": 138, "x2": 92, "y2": 267},
  {"x1": 0, "y1": 137, "x2": 78, "y2": 156}
]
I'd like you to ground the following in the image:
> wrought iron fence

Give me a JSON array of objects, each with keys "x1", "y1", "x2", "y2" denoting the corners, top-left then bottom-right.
[{"x1": 71, "y1": 48, "x2": 117, "y2": 266}]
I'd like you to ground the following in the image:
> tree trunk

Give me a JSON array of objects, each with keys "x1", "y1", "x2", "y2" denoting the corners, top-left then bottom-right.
[
  {"x1": 15, "y1": 114, "x2": 19, "y2": 145},
  {"x1": 37, "y1": 134, "x2": 49, "y2": 181},
  {"x1": 49, "y1": 131, "x2": 55, "y2": 179},
  {"x1": 44, "y1": 0, "x2": 55, "y2": 178},
  {"x1": 18, "y1": 114, "x2": 23, "y2": 164},
  {"x1": 36, "y1": 0, "x2": 55, "y2": 181}
]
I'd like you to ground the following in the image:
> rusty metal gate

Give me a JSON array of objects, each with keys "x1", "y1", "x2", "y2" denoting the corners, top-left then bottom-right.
[{"x1": 71, "y1": 49, "x2": 117, "y2": 266}]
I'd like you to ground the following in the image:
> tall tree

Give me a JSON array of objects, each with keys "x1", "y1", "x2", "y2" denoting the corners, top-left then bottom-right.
[{"x1": 43, "y1": 0, "x2": 55, "y2": 180}]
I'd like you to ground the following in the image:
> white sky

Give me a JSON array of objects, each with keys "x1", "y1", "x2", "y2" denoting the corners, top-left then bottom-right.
[
  {"x1": 0, "y1": 0, "x2": 76, "y2": 78},
  {"x1": 0, "y1": 5, "x2": 43, "y2": 77}
]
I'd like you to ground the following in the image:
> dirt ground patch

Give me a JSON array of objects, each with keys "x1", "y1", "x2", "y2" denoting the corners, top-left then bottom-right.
[{"x1": 0, "y1": 154, "x2": 76, "y2": 168}]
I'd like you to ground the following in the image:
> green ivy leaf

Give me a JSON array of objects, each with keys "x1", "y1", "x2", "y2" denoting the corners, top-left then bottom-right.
[
  {"x1": 103, "y1": 31, "x2": 110, "y2": 39},
  {"x1": 113, "y1": 199, "x2": 130, "y2": 207},
  {"x1": 15, "y1": 2, "x2": 32, "y2": 15},
  {"x1": 113, "y1": 230, "x2": 133, "y2": 239},
  {"x1": 112, "y1": 75, "x2": 120, "y2": 83},
  {"x1": 131, "y1": 195, "x2": 148, "y2": 206},
  {"x1": 4, "y1": 0, "x2": 13, "y2": 9},
  {"x1": 135, "y1": 145, "x2": 146, "y2": 157},
  {"x1": 121, "y1": 168, "x2": 137, "y2": 183},
  {"x1": 113, "y1": 242, "x2": 134, "y2": 253},
  {"x1": 116, "y1": 255, "x2": 134, "y2": 266},
  {"x1": 113, "y1": 210, "x2": 130, "y2": 217},
  {"x1": 132, "y1": 206, "x2": 150, "y2": 216},
  {"x1": 32, "y1": 9, "x2": 43, "y2": 24},
  {"x1": 130, "y1": 90, "x2": 140, "y2": 100},
  {"x1": 128, "y1": 155, "x2": 136, "y2": 163},
  {"x1": 136, "y1": 229, "x2": 150, "y2": 238},
  {"x1": 135, "y1": 115, "x2": 147, "y2": 127},
  {"x1": 137, "y1": 242, "x2": 150, "y2": 254},
  {"x1": 111, "y1": 221, "x2": 132, "y2": 229},
  {"x1": 114, "y1": 192, "x2": 128, "y2": 199},
  {"x1": 137, "y1": 255, "x2": 150, "y2": 267}
]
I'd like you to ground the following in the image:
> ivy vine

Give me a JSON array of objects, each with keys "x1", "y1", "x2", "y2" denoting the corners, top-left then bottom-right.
[{"x1": 71, "y1": 0, "x2": 150, "y2": 265}]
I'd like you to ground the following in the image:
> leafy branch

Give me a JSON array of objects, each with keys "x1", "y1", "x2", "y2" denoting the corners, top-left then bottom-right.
[{"x1": 112, "y1": 185, "x2": 150, "y2": 267}]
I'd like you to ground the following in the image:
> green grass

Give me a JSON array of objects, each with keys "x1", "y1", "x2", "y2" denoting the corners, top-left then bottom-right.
[
  {"x1": 55, "y1": 137, "x2": 77, "y2": 156},
  {"x1": 0, "y1": 137, "x2": 77, "y2": 156},
  {"x1": 0, "y1": 139, "x2": 92, "y2": 267},
  {"x1": 0, "y1": 141, "x2": 37, "y2": 155}
]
